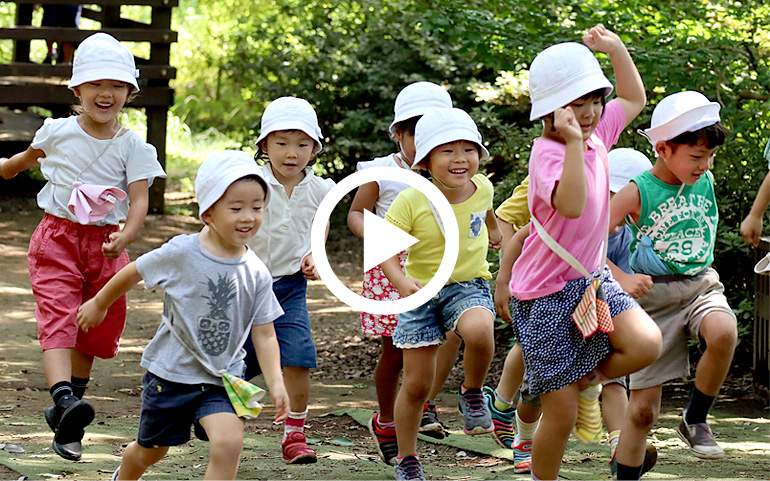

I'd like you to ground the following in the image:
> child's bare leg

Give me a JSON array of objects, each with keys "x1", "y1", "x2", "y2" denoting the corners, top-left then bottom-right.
[
  {"x1": 454, "y1": 307, "x2": 494, "y2": 389},
  {"x1": 532, "y1": 384, "x2": 578, "y2": 480},
  {"x1": 602, "y1": 381, "x2": 628, "y2": 435},
  {"x1": 71, "y1": 349, "x2": 95, "y2": 380},
  {"x1": 600, "y1": 308, "x2": 661, "y2": 379},
  {"x1": 375, "y1": 336, "x2": 402, "y2": 423},
  {"x1": 427, "y1": 331, "x2": 461, "y2": 399},
  {"x1": 284, "y1": 366, "x2": 310, "y2": 413},
  {"x1": 694, "y1": 311, "x2": 736, "y2": 397},
  {"x1": 116, "y1": 442, "x2": 169, "y2": 480},
  {"x1": 617, "y1": 386, "x2": 661, "y2": 469},
  {"x1": 395, "y1": 345, "x2": 438, "y2": 457},
  {"x1": 43, "y1": 348, "x2": 73, "y2": 387},
  {"x1": 199, "y1": 412, "x2": 245, "y2": 480},
  {"x1": 497, "y1": 343, "x2": 525, "y2": 401}
]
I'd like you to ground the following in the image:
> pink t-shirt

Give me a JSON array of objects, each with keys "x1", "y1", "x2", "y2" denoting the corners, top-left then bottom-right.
[{"x1": 510, "y1": 100, "x2": 626, "y2": 300}]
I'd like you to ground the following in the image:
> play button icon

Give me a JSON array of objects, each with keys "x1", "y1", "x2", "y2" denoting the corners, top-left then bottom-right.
[
  {"x1": 363, "y1": 209, "x2": 419, "y2": 272},
  {"x1": 311, "y1": 167, "x2": 459, "y2": 315}
]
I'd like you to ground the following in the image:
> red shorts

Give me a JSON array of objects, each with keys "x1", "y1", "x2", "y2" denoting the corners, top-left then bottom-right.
[{"x1": 28, "y1": 214, "x2": 129, "y2": 358}]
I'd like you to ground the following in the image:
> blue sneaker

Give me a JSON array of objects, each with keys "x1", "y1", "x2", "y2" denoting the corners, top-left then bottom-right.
[
  {"x1": 394, "y1": 455, "x2": 425, "y2": 481},
  {"x1": 458, "y1": 388, "x2": 493, "y2": 435},
  {"x1": 483, "y1": 386, "x2": 515, "y2": 448}
]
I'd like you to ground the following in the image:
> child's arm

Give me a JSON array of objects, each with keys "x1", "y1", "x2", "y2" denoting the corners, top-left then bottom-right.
[
  {"x1": 347, "y1": 182, "x2": 380, "y2": 239},
  {"x1": 552, "y1": 107, "x2": 587, "y2": 218},
  {"x1": 494, "y1": 224, "x2": 529, "y2": 322},
  {"x1": 77, "y1": 261, "x2": 143, "y2": 331},
  {"x1": 250, "y1": 322, "x2": 290, "y2": 422},
  {"x1": 302, "y1": 220, "x2": 331, "y2": 280},
  {"x1": 740, "y1": 171, "x2": 770, "y2": 247},
  {"x1": 486, "y1": 208, "x2": 503, "y2": 249},
  {"x1": 102, "y1": 179, "x2": 149, "y2": 259},
  {"x1": 583, "y1": 24, "x2": 646, "y2": 126},
  {"x1": 0, "y1": 147, "x2": 45, "y2": 180},
  {"x1": 381, "y1": 255, "x2": 421, "y2": 297},
  {"x1": 608, "y1": 183, "x2": 652, "y2": 298}
]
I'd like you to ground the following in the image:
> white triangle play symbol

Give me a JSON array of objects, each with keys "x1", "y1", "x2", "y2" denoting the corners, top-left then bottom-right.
[{"x1": 363, "y1": 209, "x2": 419, "y2": 272}]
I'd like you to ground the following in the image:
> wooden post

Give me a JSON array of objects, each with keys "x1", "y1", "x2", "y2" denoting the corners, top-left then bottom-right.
[
  {"x1": 146, "y1": 107, "x2": 166, "y2": 214},
  {"x1": 12, "y1": 3, "x2": 32, "y2": 62}
]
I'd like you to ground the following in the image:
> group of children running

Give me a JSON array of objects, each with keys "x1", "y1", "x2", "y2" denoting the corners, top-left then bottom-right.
[{"x1": 0, "y1": 22, "x2": 766, "y2": 481}]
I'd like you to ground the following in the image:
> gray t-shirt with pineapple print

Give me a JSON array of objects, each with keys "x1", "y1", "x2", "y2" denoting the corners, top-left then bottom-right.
[{"x1": 136, "y1": 233, "x2": 283, "y2": 386}]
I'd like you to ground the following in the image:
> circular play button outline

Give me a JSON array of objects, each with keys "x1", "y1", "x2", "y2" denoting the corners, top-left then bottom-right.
[{"x1": 311, "y1": 167, "x2": 459, "y2": 315}]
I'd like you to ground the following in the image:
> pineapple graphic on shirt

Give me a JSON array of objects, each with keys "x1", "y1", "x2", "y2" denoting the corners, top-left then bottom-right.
[{"x1": 198, "y1": 273, "x2": 236, "y2": 356}]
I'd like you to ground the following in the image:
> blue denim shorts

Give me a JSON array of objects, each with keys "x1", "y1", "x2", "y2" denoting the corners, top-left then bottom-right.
[
  {"x1": 136, "y1": 371, "x2": 235, "y2": 448},
  {"x1": 393, "y1": 278, "x2": 494, "y2": 349}
]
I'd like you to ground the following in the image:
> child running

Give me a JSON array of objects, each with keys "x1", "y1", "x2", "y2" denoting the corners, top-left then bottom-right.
[
  {"x1": 0, "y1": 32, "x2": 165, "y2": 461},
  {"x1": 243, "y1": 96, "x2": 335, "y2": 464},
  {"x1": 381, "y1": 107, "x2": 503, "y2": 480},
  {"x1": 611, "y1": 91, "x2": 737, "y2": 479},
  {"x1": 506, "y1": 25, "x2": 662, "y2": 480},
  {"x1": 77, "y1": 151, "x2": 290, "y2": 480},
  {"x1": 346, "y1": 81, "x2": 456, "y2": 464}
]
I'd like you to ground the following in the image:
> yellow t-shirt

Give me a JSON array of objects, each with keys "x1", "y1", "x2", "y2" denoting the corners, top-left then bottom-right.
[
  {"x1": 385, "y1": 174, "x2": 493, "y2": 286},
  {"x1": 494, "y1": 175, "x2": 530, "y2": 231}
]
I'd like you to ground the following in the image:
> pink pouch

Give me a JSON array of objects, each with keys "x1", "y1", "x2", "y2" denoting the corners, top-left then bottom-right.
[{"x1": 67, "y1": 181, "x2": 127, "y2": 224}]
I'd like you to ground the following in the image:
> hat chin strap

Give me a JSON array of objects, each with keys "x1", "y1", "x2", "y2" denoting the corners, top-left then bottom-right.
[{"x1": 429, "y1": 169, "x2": 462, "y2": 191}]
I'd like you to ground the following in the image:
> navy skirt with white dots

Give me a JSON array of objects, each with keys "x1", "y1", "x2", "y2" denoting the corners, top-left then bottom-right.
[{"x1": 511, "y1": 266, "x2": 638, "y2": 394}]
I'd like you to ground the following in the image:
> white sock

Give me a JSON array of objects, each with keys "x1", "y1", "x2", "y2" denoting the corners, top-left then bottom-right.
[{"x1": 516, "y1": 411, "x2": 540, "y2": 441}]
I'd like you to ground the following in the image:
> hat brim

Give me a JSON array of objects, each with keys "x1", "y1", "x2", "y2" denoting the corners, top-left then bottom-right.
[
  {"x1": 414, "y1": 130, "x2": 490, "y2": 167},
  {"x1": 641, "y1": 103, "x2": 720, "y2": 147},
  {"x1": 529, "y1": 78, "x2": 612, "y2": 121},
  {"x1": 255, "y1": 120, "x2": 323, "y2": 154},
  {"x1": 68, "y1": 67, "x2": 139, "y2": 92}
]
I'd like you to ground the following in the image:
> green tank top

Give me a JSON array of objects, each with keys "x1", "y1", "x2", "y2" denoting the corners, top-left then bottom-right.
[{"x1": 629, "y1": 170, "x2": 718, "y2": 275}]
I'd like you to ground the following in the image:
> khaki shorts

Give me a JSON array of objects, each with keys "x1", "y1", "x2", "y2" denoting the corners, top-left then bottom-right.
[{"x1": 629, "y1": 268, "x2": 735, "y2": 390}]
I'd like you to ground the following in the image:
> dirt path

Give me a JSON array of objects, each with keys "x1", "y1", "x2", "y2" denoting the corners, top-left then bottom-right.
[{"x1": 0, "y1": 196, "x2": 768, "y2": 480}]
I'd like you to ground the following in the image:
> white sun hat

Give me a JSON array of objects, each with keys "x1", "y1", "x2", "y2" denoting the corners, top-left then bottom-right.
[
  {"x1": 195, "y1": 150, "x2": 270, "y2": 222},
  {"x1": 640, "y1": 91, "x2": 721, "y2": 150},
  {"x1": 413, "y1": 107, "x2": 490, "y2": 167},
  {"x1": 608, "y1": 148, "x2": 653, "y2": 193},
  {"x1": 68, "y1": 32, "x2": 139, "y2": 91},
  {"x1": 389, "y1": 81, "x2": 453, "y2": 135},
  {"x1": 528, "y1": 42, "x2": 613, "y2": 121},
  {"x1": 255, "y1": 97, "x2": 324, "y2": 154}
]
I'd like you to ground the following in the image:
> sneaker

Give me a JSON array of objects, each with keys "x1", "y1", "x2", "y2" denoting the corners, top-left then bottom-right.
[
  {"x1": 394, "y1": 454, "x2": 425, "y2": 481},
  {"x1": 512, "y1": 435, "x2": 533, "y2": 474},
  {"x1": 574, "y1": 384, "x2": 603, "y2": 443},
  {"x1": 676, "y1": 411, "x2": 725, "y2": 459},
  {"x1": 281, "y1": 430, "x2": 318, "y2": 464},
  {"x1": 368, "y1": 412, "x2": 398, "y2": 465},
  {"x1": 458, "y1": 388, "x2": 493, "y2": 435},
  {"x1": 419, "y1": 401, "x2": 446, "y2": 439},
  {"x1": 46, "y1": 395, "x2": 95, "y2": 461},
  {"x1": 483, "y1": 386, "x2": 515, "y2": 448},
  {"x1": 609, "y1": 443, "x2": 658, "y2": 479}
]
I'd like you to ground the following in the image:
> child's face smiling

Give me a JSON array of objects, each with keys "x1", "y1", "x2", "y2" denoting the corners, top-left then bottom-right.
[
  {"x1": 654, "y1": 140, "x2": 717, "y2": 185},
  {"x1": 202, "y1": 178, "x2": 265, "y2": 256},
  {"x1": 263, "y1": 130, "x2": 315, "y2": 185},
  {"x1": 567, "y1": 95, "x2": 603, "y2": 142},
  {"x1": 74, "y1": 79, "x2": 131, "y2": 131},
  {"x1": 426, "y1": 140, "x2": 480, "y2": 191}
]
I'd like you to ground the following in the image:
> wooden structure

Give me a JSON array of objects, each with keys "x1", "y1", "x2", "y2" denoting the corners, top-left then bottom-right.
[{"x1": 0, "y1": 0, "x2": 176, "y2": 213}]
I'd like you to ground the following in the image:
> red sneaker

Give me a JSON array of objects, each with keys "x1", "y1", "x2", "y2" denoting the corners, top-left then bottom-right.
[{"x1": 281, "y1": 430, "x2": 317, "y2": 464}]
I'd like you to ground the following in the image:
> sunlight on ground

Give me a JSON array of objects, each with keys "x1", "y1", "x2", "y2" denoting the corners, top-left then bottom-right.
[{"x1": 0, "y1": 283, "x2": 31, "y2": 295}]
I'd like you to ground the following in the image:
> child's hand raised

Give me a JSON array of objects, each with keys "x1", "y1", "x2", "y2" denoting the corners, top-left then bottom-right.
[
  {"x1": 582, "y1": 23, "x2": 622, "y2": 55},
  {"x1": 553, "y1": 107, "x2": 583, "y2": 143}
]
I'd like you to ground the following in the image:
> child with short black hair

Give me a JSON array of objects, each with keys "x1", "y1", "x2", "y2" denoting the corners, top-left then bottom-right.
[
  {"x1": 77, "y1": 150, "x2": 289, "y2": 480},
  {"x1": 611, "y1": 91, "x2": 737, "y2": 479}
]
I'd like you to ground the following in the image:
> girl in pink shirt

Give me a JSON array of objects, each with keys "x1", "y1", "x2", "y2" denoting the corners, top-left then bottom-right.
[{"x1": 494, "y1": 25, "x2": 661, "y2": 480}]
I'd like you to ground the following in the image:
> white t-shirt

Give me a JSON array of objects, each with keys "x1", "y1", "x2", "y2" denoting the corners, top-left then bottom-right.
[
  {"x1": 31, "y1": 116, "x2": 166, "y2": 225},
  {"x1": 248, "y1": 163, "x2": 335, "y2": 277},
  {"x1": 356, "y1": 154, "x2": 411, "y2": 218}
]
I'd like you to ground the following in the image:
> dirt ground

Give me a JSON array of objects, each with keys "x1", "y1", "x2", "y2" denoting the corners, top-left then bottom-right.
[{"x1": 0, "y1": 194, "x2": 768, "y2": 480}]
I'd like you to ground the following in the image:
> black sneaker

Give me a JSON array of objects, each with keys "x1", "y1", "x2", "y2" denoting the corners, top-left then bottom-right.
[
  {"x1": 419, "y1": 401, "x2": 446, "y2": 439},
  {"x1": 676, "y1": 411, "x2": 725, "y2": 459},
  {"x1": 368, "y1": 411, "x2": 398, "y2": 465},
  {"x1": 47, "y1": 395, "x2": 95, "y2": 461}
]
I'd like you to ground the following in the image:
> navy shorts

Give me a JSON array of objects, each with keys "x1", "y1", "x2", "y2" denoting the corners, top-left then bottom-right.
[
  {"x1": 243, "y1": 271, "x2": 316, "y2": 379},
  {"x1": 136, "y1": 371, "x2": 235, "y2": 448}
]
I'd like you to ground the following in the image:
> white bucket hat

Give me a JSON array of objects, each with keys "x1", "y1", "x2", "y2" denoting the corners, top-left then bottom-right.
[
  {"x1": 640, "y1": 91, "x2": 721, "y2": 150},
  {"x1": 195, "y1": 150, "x2": 270, "y2": 222},
  {"x1": 255, "y1": 97, "x2": 323, "y2": 154},
  {"x1": 68, "y1": 32, "x2": 139, "y2": 91},
  {"x1": 413, "y1": 108, "x2": 490, "y2": 167},
  {"x1": 608, "y1": 148, "x2": 653, "y2": 193},
  {"x1": 388, "y1": 81, "x2": 453, "y2": 135},
  {"x1": 528, "y1": 42, "x2": 613, "y2": 121}
]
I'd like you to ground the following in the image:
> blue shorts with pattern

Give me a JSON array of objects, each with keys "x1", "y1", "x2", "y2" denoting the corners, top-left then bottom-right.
[
  {"x1": 393, "y1": 277, "x2": 494, "y2": 349},
  {"x1": 511, "y1": 266, "x2": 638, "y2": 394}
]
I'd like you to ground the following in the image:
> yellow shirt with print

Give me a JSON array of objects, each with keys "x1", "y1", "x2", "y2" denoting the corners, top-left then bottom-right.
[
  {"x1": 494, "y1": 175, "x2": 530, "y2": 231},
  {"x1": 385, "y1": 174, "x2": 493, "y2": 287}
]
